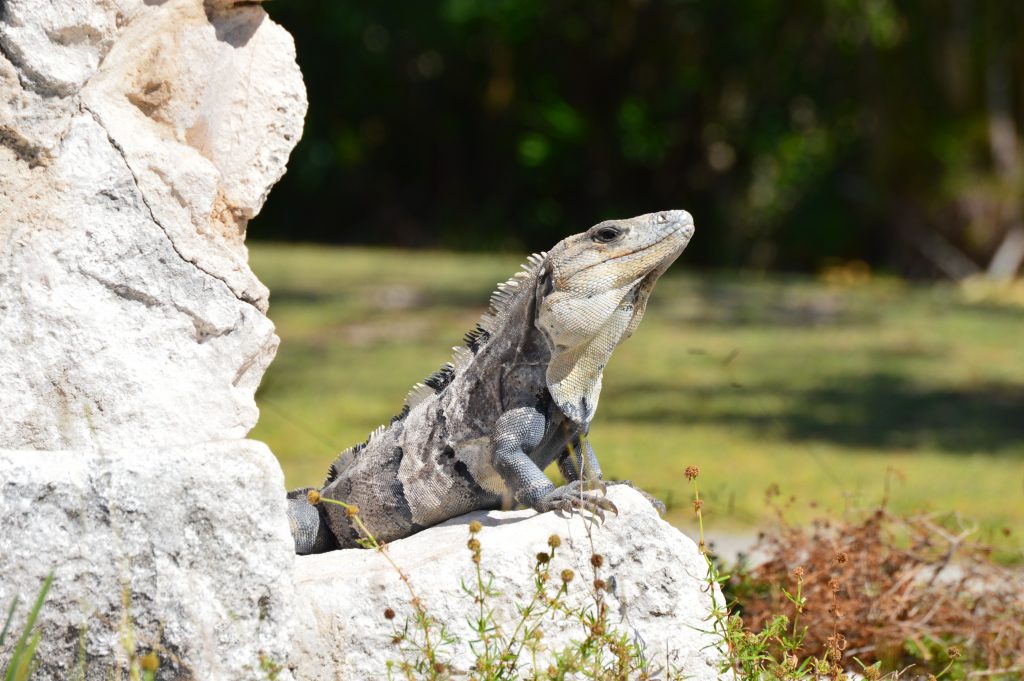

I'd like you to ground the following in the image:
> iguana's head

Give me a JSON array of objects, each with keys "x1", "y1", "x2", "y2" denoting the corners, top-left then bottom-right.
[{"x1": 537, "y1": 210, "x2": 694, "y2": 424}]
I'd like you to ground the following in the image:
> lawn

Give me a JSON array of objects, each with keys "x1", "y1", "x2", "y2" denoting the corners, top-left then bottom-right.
[{"x1": 248, "y1": 244, "x2": 1024, "y2": 544}]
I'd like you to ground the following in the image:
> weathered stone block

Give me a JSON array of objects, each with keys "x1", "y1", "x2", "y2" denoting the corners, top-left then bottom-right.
[
  {"x1": 0, "y1": 441, "x2": 295, "y2": 681},
  {"x1": 291, "y1": 486, "x2": 724, "y2": 680}
]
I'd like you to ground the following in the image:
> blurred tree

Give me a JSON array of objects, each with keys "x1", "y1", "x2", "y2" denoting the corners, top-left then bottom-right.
[{"x1": 251, "y1": 0, "x2": 1024, "y2": 277}]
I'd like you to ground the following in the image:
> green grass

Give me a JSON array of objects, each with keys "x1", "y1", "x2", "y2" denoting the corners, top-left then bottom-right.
[{"x1": 249, "y1": 244, "x2": 1024, "y2": 539}]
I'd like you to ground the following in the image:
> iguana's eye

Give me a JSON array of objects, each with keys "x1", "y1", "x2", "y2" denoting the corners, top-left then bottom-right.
[{"x1": 592, "y1": 226, "x2": 622, "y2": 243}]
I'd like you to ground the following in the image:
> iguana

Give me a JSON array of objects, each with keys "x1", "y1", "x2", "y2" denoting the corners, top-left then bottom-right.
[{"x1": 287, "y1": 210, "x2": 695, "y2": 554}]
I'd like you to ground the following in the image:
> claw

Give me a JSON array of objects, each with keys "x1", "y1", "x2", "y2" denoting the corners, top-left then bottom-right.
[{"x1": 537, "y1": 483, "x2": 618, "y2": 523}]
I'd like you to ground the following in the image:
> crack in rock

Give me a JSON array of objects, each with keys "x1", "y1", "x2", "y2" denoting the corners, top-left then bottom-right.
[
  {"x1": 79, "y1": 103, "x2": 262, "y2": 314},
  {"x1": 78, "y1": 266, "x2": 238, "y2": 344}
]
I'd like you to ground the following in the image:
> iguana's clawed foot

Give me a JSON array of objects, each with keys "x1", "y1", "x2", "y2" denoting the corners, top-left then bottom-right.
[
  {"x1": 607, "y1": 480, "x2": 667, "y2": 515},
  {"x1": 536, "y1": 480, "x2": 619, "y2": 522}
]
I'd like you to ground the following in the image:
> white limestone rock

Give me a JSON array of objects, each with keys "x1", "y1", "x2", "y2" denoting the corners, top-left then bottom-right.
[
  {"x1": 291, "y1": 486, "x2": 724, "y2": 680},
  {"x1": 0, "y1": 0, "x2": 307, "y2": 450},
  {"x1": 0, "y1": 440, "x2": 296, "y2": 681}
]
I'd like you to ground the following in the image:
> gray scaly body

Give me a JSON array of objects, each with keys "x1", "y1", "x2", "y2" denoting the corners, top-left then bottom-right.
[{"x1": 288, "y1": 210, "x2": 695, "y2": 553}]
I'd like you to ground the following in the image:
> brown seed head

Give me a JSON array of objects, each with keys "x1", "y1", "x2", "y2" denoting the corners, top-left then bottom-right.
[
  {"x1": 791, "y1": 566, "x2": 805, "y2": 580},
  {"x1": 692, "y1": 499, "x2": 704, "y2": 512},
  {"x1": 947, "y1": 646, "x2": 961, "y2": 659},
  {"x1": 593, "y1": 578, "x2": 607, "y2": 591},
  {"x1": 536, "y1": 552, "x2": 550, "y2": 564},
  {"x1": 684, "y1": 465, "x2": 700, "y2": 481},
  {"x1": 469, "y1": 520, "x2": 482, "y2": 534},
  {"x1": 306, "y1": 490, "x2": 321, "y2": 505},
  {"x1": 140, "y1": 652, "x2": 159, "y2": 672},
  {"x1": 467, "y1": 538, "x2": 481, "y2": 552},
  {"x1": 828, "y1": 577, "x2": 841, "y2": 592},
  {"x1": 590, "y1": 553, "x2": 604, "y2": 568},
  {"x1": 560, "y1": 568, "x2": 575, "y2": 583},
  {"x1": 384, "y1": 607, "x2": 395, "y2": 620},
  {"x1": 834, "y1": 551, "x2": 849, "y2": 566},
  {"x1": 548, "y1": 534, "x2": 562, "y2": 548}
]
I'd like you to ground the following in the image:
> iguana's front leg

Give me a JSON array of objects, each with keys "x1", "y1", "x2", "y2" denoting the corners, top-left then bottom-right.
[
  {"x1": 558, "y1": 434, "x2": 666, "y2": 516},
  {"x1": 493, "y1": 408, "x2": 617, "y2": 519}
]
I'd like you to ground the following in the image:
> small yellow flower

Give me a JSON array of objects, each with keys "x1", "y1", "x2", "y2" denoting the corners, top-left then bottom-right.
[
  {"x1": 345, "y1": 504, "x2": 359, "y2": 518},
  {"x1": 306, "y1": 490, "x2": 321, "y2": 505},
  {"x1": 560, "y1": 569, "x2": 574, "y2": 583},
  {"x1": 469, "y1": 520, "x2": 482, "y2": 534},
  {"x1": 547, "y1": 534, "x2": 561, "y2": 548}
]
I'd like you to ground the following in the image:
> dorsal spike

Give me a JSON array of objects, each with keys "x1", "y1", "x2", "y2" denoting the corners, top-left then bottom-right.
[
  {"x1": 451, "y1": 345, "x2": 473, "y2": 370},
  {"x1": 423, "y1": 363, "x2": 456, "y2": 392},
  {"x1": 525, "y1": 252, "x2": 547, "y2": 270},
  {"x1": 404, "y1": 382, "x2": 435, "y2": 410}
]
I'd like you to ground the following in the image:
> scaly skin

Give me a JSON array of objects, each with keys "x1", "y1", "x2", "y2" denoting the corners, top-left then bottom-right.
[{"x1": 287, "y1": 210, "x2": 694, "y2": 553}]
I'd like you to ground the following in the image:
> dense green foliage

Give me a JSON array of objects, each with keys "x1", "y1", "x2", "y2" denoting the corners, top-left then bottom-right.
[{"x1": 253, "y1": 1, "x2": 1024, "y2": 274}]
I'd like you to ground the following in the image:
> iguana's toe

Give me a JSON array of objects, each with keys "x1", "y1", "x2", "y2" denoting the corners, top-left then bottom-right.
[{"x1": 537, "y1": 483, "x2": 619, "y2": 522}]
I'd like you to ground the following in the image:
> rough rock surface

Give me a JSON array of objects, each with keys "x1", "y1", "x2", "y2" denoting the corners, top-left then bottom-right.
[
  {"x1": 0, "y1": 0, "x2": 305, "y2": 677},
  {"x1": 291, "y1": 486, "x2": 724, "y2": 680},
  {"x1": 0, "y1": 441, "x2": 296, "y2": 680},
  {"x1": 0, "y1": 0, "x2": 307, "y2": 450}
]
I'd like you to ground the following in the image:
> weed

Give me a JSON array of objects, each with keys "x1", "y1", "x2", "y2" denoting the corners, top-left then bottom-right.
[
  {"x1": 693, "y1": 464, "x2": 1024, "y2": 680},
  {"x1": 1, "y1": 574, "x2": 52, "y2": 681}
]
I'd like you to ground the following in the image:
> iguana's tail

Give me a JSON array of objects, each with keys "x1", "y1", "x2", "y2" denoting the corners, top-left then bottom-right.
[{"x1": 286, "y1": 488, "x2": 339, "y2": 554}]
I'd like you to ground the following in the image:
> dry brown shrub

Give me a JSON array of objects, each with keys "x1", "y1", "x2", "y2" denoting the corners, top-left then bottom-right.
[{"x1": 730, "y1": 493, "x2": 1024, "y2": 676}]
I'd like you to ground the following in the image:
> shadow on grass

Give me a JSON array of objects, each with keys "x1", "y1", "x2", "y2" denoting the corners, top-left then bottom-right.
[{"x1": 607, "y1": 372, "x2": 1024, "y2": 455}]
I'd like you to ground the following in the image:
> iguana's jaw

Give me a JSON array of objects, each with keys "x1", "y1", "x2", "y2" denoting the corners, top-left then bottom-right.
[{"x1": 622, "y1": 209, "x2": 694, "y2": 286}]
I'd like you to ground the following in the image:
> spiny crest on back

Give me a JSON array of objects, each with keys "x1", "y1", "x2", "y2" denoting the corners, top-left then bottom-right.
[
  {"x1": 325, "y1": 251, "x2": 548, "y2": 480},
  {"x1": 397, "y1": 249, "x2": 547, "y2": 415}
]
